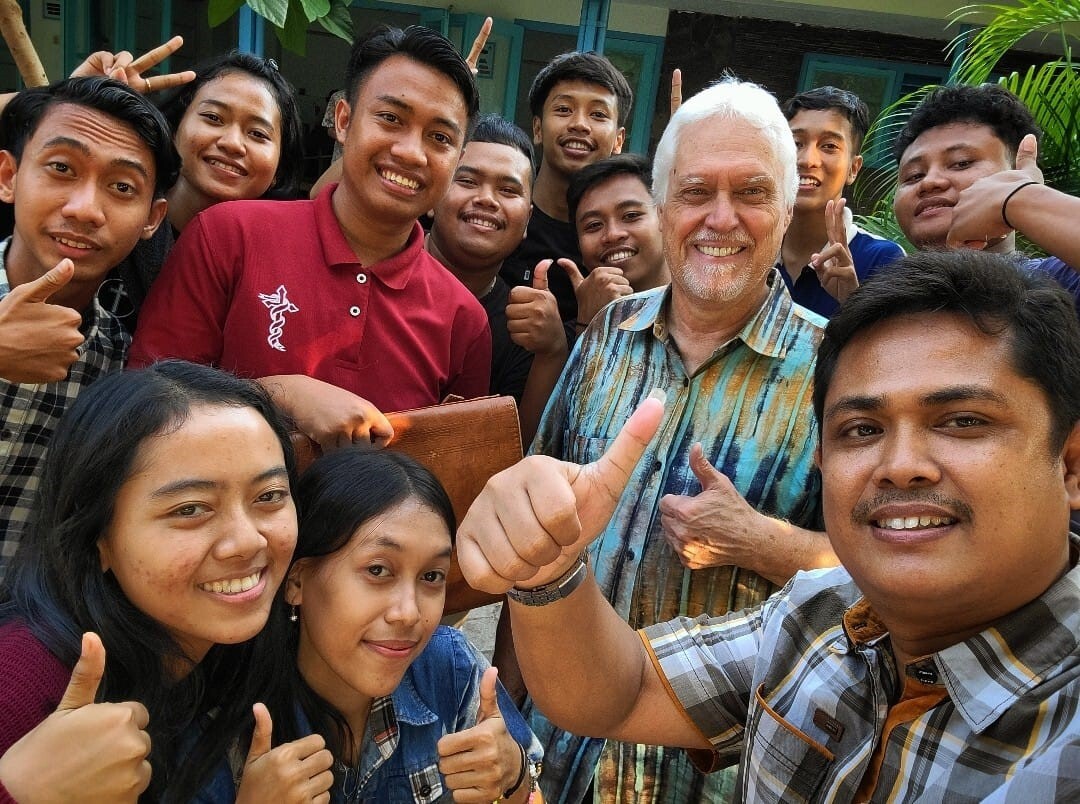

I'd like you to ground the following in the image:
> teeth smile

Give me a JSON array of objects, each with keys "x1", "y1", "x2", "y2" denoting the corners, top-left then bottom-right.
[
  {"x1": 698, "y1": 245, "x2": 742, "y2": 257},
  {"x1": 381, "y1": 170, "x2": 420, "y2": 190},
  {"x1": 874, "y1": 516, "x2": 955, "y2": 530},
  {"x1": 463, "y1": 214, "x2": 498, "y2": 230},
  {"x1": 604, "y1": 249, "x2": 635, "y2": 262},
  {"x1": 564, "y1": 141, "x2": 591, "y2": 152},
  {"x1": 199, "y1": 570, "x2": 262, "y2": 595},
  {"x1": 55, "y1": 237, "x2": 92, "y2": 250},
  {"x1": 207, "y1": 158, "x2": 244, "y2": 176},
  {"x1": 799, "y1": 177, "x2": 820, "y2": 187}
]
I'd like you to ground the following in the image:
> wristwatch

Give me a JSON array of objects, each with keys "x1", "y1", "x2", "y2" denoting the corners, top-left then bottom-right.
[{"x1": 505, "y1": 553, "x2": 589, "y2": 606}]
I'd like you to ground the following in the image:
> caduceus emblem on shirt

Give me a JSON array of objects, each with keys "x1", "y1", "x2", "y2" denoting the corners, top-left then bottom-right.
[{"x1": 258, "y1": 285, "x2": 299, "y2": 352}]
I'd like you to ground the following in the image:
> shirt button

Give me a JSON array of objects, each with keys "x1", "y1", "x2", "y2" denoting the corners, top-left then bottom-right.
[
  {"x1": 356, "y1": 272, "x2": 367, "y2": 284},
  {"x1": 349, "y1": 306, "x2": 361, "y2": 317},
  {"x1": 652, "y1": 460, "x2": 662, "y2": 473}
]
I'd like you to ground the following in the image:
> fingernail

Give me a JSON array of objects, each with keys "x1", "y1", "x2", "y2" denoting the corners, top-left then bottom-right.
[{"x1": 647, "y1": 388, "x2": 666, "y2": 404}]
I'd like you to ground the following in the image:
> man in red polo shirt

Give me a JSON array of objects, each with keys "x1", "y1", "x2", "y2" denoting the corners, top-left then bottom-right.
[{"x1": 129, "y1": 26, "x2": 489, "y2": 448}]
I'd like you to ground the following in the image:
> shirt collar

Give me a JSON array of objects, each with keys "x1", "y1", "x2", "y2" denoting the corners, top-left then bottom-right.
[
  {"x1": 618, "y1": 271, "x2": 803, "y2": 360},
  {"x1": 843, "y1": 533, "x2": 1080, "y2": 733},
  {"x1": 315, "y1": 182, "x2": 425, "y2": 291}
]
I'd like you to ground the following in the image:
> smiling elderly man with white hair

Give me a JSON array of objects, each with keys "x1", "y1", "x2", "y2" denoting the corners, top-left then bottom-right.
[{"x1": 509, "y1": 77, "x2": 836, "y2": 803}]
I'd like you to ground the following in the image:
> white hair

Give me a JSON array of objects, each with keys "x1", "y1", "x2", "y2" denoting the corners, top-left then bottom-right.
[{"x1": 652, "y1": 78, "x2": 797, "y2": 209}]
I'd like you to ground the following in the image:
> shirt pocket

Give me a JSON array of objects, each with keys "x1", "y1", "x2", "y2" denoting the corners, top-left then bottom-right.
[
  {"x1": 373, "y1": 764, "x2": 445, "y2": 804},
  {"x1": 742, "y1": 683, "x2": 834, "y2": 803}
]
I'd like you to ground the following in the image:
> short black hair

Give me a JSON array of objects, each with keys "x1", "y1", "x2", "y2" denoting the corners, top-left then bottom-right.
[
  {"x1": 160, "y1": 51, "x2": 304, "y2": 197},
  {"x1": 814, "y1": 249, "x2": 1080, "y2": 450},
  {"x1": 343, "y1": 25, "x2": 479, "y2": 137},
  {"x1": 893, "y1": 83, "x2": 1039, "y2": 164},
  {"x1": 567, "y1": 152, "x2": 652, "y2": 224},
  {"x1": 0, "y1": 76, "x2": 179, "y2": 197},
  {"x1": 782, "y1": 85, "x2": 871, "y2": 153},
  {"x1": 470, "y1": 113, "x2": 534, "y2": 169},
  {"x1": 528, "y1": 51, "x2": 633, "y2": 126}
]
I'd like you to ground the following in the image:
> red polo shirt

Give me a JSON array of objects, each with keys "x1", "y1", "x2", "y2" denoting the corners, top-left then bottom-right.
[{"x1": 129, "y1": 186, "x2": 491, "y2": 412}]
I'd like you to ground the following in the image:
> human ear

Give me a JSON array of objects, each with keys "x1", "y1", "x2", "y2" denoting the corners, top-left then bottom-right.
[
  {"x1": 847, "y1": 154, "x2": 864, "y2": 185},
  {"x1": 611, "y1": 127, "x2": 626, "y2": 155},
  {"x1": 532, "y1": 116, "x2": 542, "y2": 146},
  {"x1": 334, "y1": 97, "x2": 352, "y2": 145},
  {"x1": 1061, "y1": 421, "x2": 1080, "y2": 511},
  {"x1": 284, "y1": 561, "x2": 308, "y2": 606},
  {"x1": 140, "y1": 198, "x2": 168, "y2": 240},
  {"x1": 0, "y1": 151, "x2": 17, "y2": 204}
]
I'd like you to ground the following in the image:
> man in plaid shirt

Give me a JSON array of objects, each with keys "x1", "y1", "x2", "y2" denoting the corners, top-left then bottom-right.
[
  {"x1": 0, "y1": 78, "x2": 177, "y2": 578},
  {"x1": 458, "y1": 249, "x2": 1080, "y2": 801}
]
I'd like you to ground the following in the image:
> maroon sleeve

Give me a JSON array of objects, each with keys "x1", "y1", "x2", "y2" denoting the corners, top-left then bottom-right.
[
  {"x1": 0, "y1": 623, "x2": 71, "y2": 756},
  {"x1": 128, "y1": 212, "x2": 238, "y2": 369}
]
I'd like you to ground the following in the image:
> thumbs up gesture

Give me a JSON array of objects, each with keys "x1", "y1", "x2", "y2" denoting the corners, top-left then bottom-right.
[
  {"x1": 562, "y1": 258, "x2": 631, "y2": 330},
  {"x1": 235, "y1": 703, "x2": 334, "y2": 804},
  {"x1": 0, "y1": 633, "x2": 152, "y2": 803},
  {"x1": 506, "y1": 259, "x2": 568, "y2": 358},
  {"x1": 0, "y1": 258, "x2": 86, "y2": 383},
  {"x1": 659, "y1": 443, "x2": 770, "y2": 572},
  {"x1": 437, "y1": 667, "x2": 529, "y2": 802},
  {"x1": 947, "y1": 133, "x2": 1045, "y2": 249}
]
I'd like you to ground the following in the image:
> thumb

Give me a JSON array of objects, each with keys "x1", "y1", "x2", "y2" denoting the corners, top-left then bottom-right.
[
  {"x1": 531, "y1": 260, "x2": 549, "y2": 292},
  {"x1": 559, "y1": 258, "x2": 585, "y2": 290},
  {"x1": 1016, "y1": 133, "x2": 1038, "y2": 176},
  {"x1": 245, "y1": 703, "x2": 274, "y2": 765},
  {"x1": 57, "y1": 632, "x2": 105, "y2": 711},
  {"x1": 689, "y1": 442, "x2": 724, "y2": 491},
  {"x1": 20, "y1": 259, "x2": 74, "y2": 304},
  {"x1": 579, "y1": 390, "x2": 665, "y2": 509},
  {"x1": 476, "y1": 666, "x2": 500, "y2": 723}
]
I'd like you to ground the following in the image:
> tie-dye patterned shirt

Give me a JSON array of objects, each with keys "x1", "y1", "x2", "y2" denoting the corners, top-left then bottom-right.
[{"x1": 527, "y1": 271, "x2": 826, "y2": 803}]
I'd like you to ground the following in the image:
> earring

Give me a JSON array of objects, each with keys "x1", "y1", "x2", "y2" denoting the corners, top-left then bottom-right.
[{"x1": 289, "y1": 605, "x2": 298, "y2": 623}]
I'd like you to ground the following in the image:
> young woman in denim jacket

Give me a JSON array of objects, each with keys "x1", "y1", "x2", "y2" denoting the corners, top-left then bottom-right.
[{"x1": 202, "y1": 448, "x2": 541, "y2": 803}]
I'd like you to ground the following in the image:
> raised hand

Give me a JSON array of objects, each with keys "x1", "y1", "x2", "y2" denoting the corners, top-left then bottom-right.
[
  {"x1": 506, "y1": 260, "x2": 568, "y2": 357},
  {"x1": 810, "y1": 198, "x2": 858, "y2": 303},
  {"x1": 71, "y1": 35, "x2": 196, "y2": 94},
  {"x1": 659, "y1": 443, "x2": 767, "y2": 571},
  {"x1": 437, "y1": 667, "x2": 526, "y2": 802},
  {"x1": 561, "y1": 258, "x2": 631, "y2": 328},
  {"x1": 670, "y1": 67, "x2": 682, "y2": 116},
  {"x1": 0, "y1": 633, "x2": 151, "y2": 803},
  {"x1": 947, "y1": 133, "x2": 1043, "y2": 250},
  {"x1": 457, "y1": 391, "x2": 665, "y2": 593},
  {"x1": 236, "y1": 703, "x2": 334, "y2": 804},
  {"x1": 0, "y1": 258, "x2": 85, "y2": 383},
  {"x1": 465, "y1": 17, "x2": 493, "y2": 76}
]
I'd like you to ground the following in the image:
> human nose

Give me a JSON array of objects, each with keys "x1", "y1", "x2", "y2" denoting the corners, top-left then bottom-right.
[
  {"x1": 601, "y1": 218, "x2": 628, "y2": 244},
  {"x1": 568, "y1": 108, "x2": 591, "y2": 133},
  {"x1": 473, "y1": 181, "x2": 498, "y2": 208},
  {"x1": 797, "y1": 143, "x2": 819, "y2": 168},
  {"x1": 217, "y1": 124, "x2": 246, "y2": 154},
  {"x1": 61, "y1": 181, "x2": 107, "y2": 227},
  {"x1": 385, "y1": 582, "x2": 421, "y2": 626},
  {"x1": 213, "y1": 507, "x2": 269, "y2": 560},
  {"x1": 870, "y1": 426, "x2": 941, "y2": 490},
  {"x1": 917, "y1": 163, "x2": 950, "y2": 195},
  {"x1": 390, "y1": 127, "x2": 426, "y2": 166},
  {"x1": 703, "y1": 194, "x2": 739, "y2": 233}
]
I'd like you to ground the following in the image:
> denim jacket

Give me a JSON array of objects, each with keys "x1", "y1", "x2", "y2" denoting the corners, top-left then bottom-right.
[{"x1": 197, "y1": 626, "x2": 541, "y2": 803}]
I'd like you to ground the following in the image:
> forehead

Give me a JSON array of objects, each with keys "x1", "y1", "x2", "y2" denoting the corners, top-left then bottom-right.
[
  {"x1": 29, "y1": 102, "x2": 155, "y2": 171},
  {"x1": 788, "y1": 108, "x2": 854, "y2": 142},
  {"x1": 826, "y1": 312, "x2": 1025, "y2": 406},
  {"x1": 673, "y1": 117, "x2": 782, "y2": 182},
  {"x1": 459, "y1": 140, "x2": 532, "y2": 183},
  {"x1": 189, "y1": 72, "x2": 279, "y2": 114},
  {"x1": 359, "y1": 54, "x2": 468, "y2": 123},
  {"x1": 579, "y1": 172, "x2": 651, "y2": 215},
  {"x1": 543, "y1": 78, "x2": 618, "y2": 109},
  {"x1": 900, "y1": 122, "x2": 1009, "y2": 166}
]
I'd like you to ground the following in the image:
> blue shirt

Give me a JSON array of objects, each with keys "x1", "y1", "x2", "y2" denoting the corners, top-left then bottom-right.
[
  {"x1": 197, "y1": 627, "x2": 540, "y2": 803},
  {"x1": 1022, "y1": 255, "x2": 1080, "y2": 316},
  {"x1": 527, "y1": 272, "x2": 826, "y2": 802},
  {"x1": 778, "y1": 226, "x2": 904, "y2": 318}
]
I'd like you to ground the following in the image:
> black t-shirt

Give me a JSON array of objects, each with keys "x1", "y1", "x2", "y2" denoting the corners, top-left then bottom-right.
[
  {"x1": 482, "y1": 276, "x2": 533, "y2": 402},
  {"x1": 499, "y1": 205, "x2": 583, "y2": 323}
]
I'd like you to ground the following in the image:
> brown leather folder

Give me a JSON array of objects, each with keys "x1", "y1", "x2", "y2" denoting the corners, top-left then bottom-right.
[{"x1": 290, "y1": 395, "x2": 523, "y2": 615}]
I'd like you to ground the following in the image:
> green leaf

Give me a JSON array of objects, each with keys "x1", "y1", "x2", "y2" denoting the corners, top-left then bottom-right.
[
  {"x1": 317, "y1": 0, "x2": 354, "y2": 42},
  {"x1": 299, "y1": 0, "x2": 331, "y2": 23},
  {"x1": 271, "y1": 0, "x2": 309, "y2": 55},
  {"x1": 246, "y1": 0, "x2": 289, "y2": 29},
  {"x1": 207, "y1": 0, "x2": 246, "y2": 27}
]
